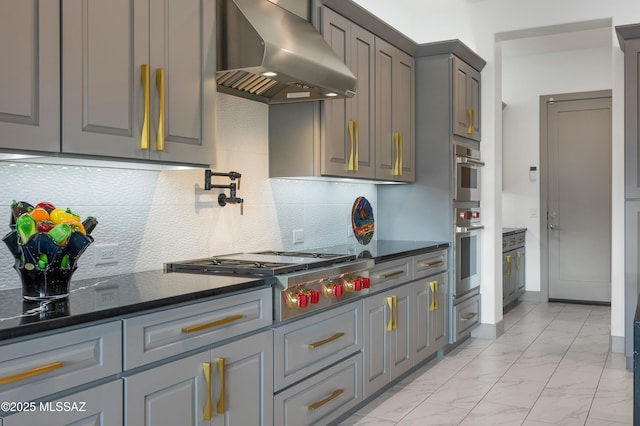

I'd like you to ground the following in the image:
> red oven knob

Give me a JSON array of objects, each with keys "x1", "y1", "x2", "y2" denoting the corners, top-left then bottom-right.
[
  {"x1": 298, "y1": 293, "x2": 309, "y2": 308},
  {"x1": 473, "y1": 211, "x2": 480, "y2": 219},
  {"x1": 334, "y1": 284, "x2": 344, "y2": 297},
  {"x1": 362, "y1": 277, "x2": 371, "y2": 288},
  {"x1": 309, "y1": 290, "x2": 320, "y2": 304},
  {"x1": 354, "y1": 278, "x2": 362, "y2": 291}
]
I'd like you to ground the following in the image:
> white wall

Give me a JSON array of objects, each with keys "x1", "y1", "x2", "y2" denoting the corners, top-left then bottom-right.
[
  {"x1": 0, "y1": 94, "x2": 377, "y2": 290},
  {"x1": 354, "y1": 0, "x2": 640, "y2": 341}
]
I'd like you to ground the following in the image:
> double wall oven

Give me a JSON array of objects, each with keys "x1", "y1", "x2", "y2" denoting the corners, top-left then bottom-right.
[{"x1": 452, "y1": 143, "x2": 483, "y2": 339}]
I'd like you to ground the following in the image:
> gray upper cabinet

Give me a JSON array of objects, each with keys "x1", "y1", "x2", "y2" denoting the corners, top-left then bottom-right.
[
  {"x1": 62, "y1": 0, "x2": 215, "y2": 166},
  {"x1": 0, "y1": 0, "x2": 60, "y2": 152},
  {"x1": 322, "y1": 7, "x2": 376, "y2": 179},
  {"x1": 617, "y1": 26, "x2": 640, "y2": 199},
  {"x1": 452, "y1": 56, "x2": 481, "y2": 142},
  {"x1": 269, "y1": 6, "x2": 415, "y2": 182},
  {"x1": 374, "y1": 37, "x2": 415, "y2": 182}
]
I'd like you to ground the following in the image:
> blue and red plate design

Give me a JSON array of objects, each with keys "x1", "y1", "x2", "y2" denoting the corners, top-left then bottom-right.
[{"x1": 351, "y1": 196, "x2": 374, "y2": 245}]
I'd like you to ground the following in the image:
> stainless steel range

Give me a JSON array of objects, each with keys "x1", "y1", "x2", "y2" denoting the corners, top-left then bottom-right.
[{"x1": 165, "y1": 251, "x2": 373, "y2": 321}]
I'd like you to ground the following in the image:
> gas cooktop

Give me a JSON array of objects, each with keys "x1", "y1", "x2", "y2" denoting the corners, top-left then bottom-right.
[{"x1": 164, "y1": 251, "x2": 356, "y2": 276}]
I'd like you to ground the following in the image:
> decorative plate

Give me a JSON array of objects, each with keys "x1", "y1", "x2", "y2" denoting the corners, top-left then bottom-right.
[{"x1": 351, "y1": 196, "x2": 374, "y2": 245}]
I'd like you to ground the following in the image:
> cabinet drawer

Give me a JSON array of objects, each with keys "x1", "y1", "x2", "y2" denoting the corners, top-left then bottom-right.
[
  {"x1": 123, "y1": 288, "x2": 271, "y2": 370},
  {"x1": 369, "y1": 257, "x2": 412, "y2": 292},
  {"x1": 413, "y1": 249, "x2": 447, "y2": 279},
  {"x1": 274, "y1": 352, "x2": 362, "y2": 426},
  {"x1": 2, "y1": 379, "x2": 122, "y2": 426},
  {"x1": 274, "y1": 301, "x2": 361, "y2": 391},
  {"x1": 0, "y1": 322, "x2": 121, "y2": 403},
  {"x1": 454, "y1": 294, "x2": 481, "y2": 340}
]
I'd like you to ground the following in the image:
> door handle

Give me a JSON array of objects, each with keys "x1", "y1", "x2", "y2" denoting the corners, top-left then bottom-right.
[{"x1": 549, "y1": 224, "x2": 559, "y2": 230}]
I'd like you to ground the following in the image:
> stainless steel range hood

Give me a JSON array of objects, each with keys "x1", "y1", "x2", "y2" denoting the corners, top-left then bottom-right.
[{"x1": 216, "y1": 0, "x2": 357, "y2": 103}]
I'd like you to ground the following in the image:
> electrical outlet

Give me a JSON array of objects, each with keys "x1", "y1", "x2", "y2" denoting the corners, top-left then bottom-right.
[
  {"x1": 293, "y1": 229, "x2": 304, "y2": 244},
  {"x1": 95, "y1": 243, "x2": 119, "y2": 265}
]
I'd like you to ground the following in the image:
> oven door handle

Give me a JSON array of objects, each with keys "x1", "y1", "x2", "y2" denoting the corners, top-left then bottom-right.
[
  {"x1": 456, "y1": 156, "x2": 485, "y2": 167},
  {"x1": 456, "y1": 225, "x2": 484, "y2": 233}
]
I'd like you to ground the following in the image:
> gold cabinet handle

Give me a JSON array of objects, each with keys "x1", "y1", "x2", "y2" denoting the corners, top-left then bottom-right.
[
  {"x1": 308, "y1": 389, "x2": 344, "y2": 411},
  {"x1": 386, "y1": 296, "x2": 394, "y2": 331},
  {"x1": 435, "y1": 280, "x2": 439, "y2": 310},
  {"x1": 461, "y1": 312, "x2": 477, "y2": 321},
  {"x1": 516, "y1": 251, "x2": 522, "y2": 271},
  {"x1": 467, "y1": 108, "x2": 474, "y2": 134},
  {"x1": 141, "y1": 64, "x2": 150, "y2": 150},
  {"x1": 419, "y1": 260, "x2": 444, "y2": 269},
  {"x1": 505, "y1": 255, "x2": 512, "y2": 276},
  {"x1": 216, "y1": 358, "x2": 225, "y2": 414},
  {"x1": 156, "y1": 67, "x2": 165, "y2": 151},
  {"x1": 203, "y1": 363, "x2": 213, "y2": 420},
  {"x1": 392, "y1": 295, "x2": 398, "y2": 330},
  {"x1": 398, "y1": 131, "x2": 403, "y2": 176},
  {"x1": 308, "y1": 332, "x2": 345, "y2": 349},
  {"x1": 347, "y1": 120, "x2": 355, "y2": 171},
  {"x1": 0, "y1": 361, "x2": 63, "y2": 386},
  {"x1": 393, "y1": 132, "x2": 400, "y2": 176},
  {"x1": 377, "y1": 270, "x2": 405, "y2": 280},
  {"x1": 354, "y1": 120, "x2": 359, "y2": 171},
  {"x1": 429, "y1": 281, "x2": 436, "y2": 311},
  {"x1": 181, "y1": 314, "x2": 244, "y2": 334}
]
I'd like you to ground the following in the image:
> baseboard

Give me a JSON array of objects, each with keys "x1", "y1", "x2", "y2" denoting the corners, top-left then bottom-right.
[
  {"x1": 471, "y1": 320, "x2": 504, "y2": 339},
  {"x1": 611, "y1": 336, "x2": 624, "y2": 353},
  {"x1": 519, "y1": 291, "x2": 541, "y2": 302}
]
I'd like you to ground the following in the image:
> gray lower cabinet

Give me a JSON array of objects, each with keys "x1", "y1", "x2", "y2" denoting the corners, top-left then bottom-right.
[
  {"x1": 2, "y1": 380, "x2": 123, "y2": 426},
  {"x1": 0, "y1": 0, "x2": 60, "y2": 152},
  {"x1": 125, "y1": 329, "x2": 273, "y2": 426},
  {"x1": 453, "y1": 294, "x2": 481, "y2": 341},
  {"x1": 363, "y1": 284, "x2": 413, "y2": 398},
  {"x1": 274, "y1": 352, "x2": 362, "y2": 426},
  {"x1": 61, "y1": 0, "x2": 215, "y2": 166},
  {"x1": 414, "y1": 272, "x2": 448, "y2": 365}
]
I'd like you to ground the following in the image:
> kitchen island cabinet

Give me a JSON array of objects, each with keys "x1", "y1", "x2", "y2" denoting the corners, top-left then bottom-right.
[
  {"x1": 126, "y1": 329, "x2": 273, "y2": 426},
  {"x1": 61, "y1": 0, "x2": 215, "y2": 167},
  {"x1": 0, "y1": 1, "x2": 60, "y2": 153},
  {"x1": 502, "y1": 228, "x2": 526, "y2": 309}
]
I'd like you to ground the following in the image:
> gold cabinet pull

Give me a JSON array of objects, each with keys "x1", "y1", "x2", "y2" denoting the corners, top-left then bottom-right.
[
  {"x1": 434, "y1": 281, "x2": 439, "y2": 310},
  {"x1": 347, "y1": 120, "x2": 355, "y2": 171},
  {"x1": 419, "y1": 260, "x2": 444, "y2": 269},
  {"x1": 386, "y1": 296, "x2": 394, "y2": 331},
  {"x1": 216, "y1": 358, "x2": 226, "y2": 414},
  {"x1": 461, "y1": 312, "x2": 477, "y2": 321},
  {"x1": 516, "y1": 251, "x2": 522, "y2": 271},
  {"x1": 308, "y1": 389, "x2": 344, "y2": 411},
  {"x1": 141, "y1": 64, "x2": 150, "y2": 149},
  {"x1": 505, "y1": 255, "x2": 512, "y2": 276},
  {"x1": 354, "y1": 120, "x2": 359, "y2": 171},
  {"x1": 156, "y1": 67, "x2": 165, "y2": 151},
  {"x1": 398, "y1": 132, "x2": 403, "y2": 176},
  {"x1": 181, "y1": 314, "x2": 244, "y2": 334},
  {"x1": 378, "y1": 270, "x2": 405, "y2": 280},
  {"x1": 203, "y1": 363, "x2": 213, "y2": 420},
  {"x1": 393, "y1": 132, "x2": 400, "y2": 176},
  {"x1": 308, "y1": 332, "x2": 345, "y2": 349},
  {"x1": 429, "y1": 281, "x2": 436, "y2": 311},
  {"x1": 0, "y1": 361, "x2": 63, "y2": 386},
  {"x1": 392, "y1": 295, "x2": 398, "y2": 330},
  {"x1": 467, "y1": 108, "x2": 474, "y2": 134}
]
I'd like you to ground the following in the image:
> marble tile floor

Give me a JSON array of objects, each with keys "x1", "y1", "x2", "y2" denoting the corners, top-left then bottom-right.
[{"x1": 340, "y1": 301, "x2": 633, "y2": 425}]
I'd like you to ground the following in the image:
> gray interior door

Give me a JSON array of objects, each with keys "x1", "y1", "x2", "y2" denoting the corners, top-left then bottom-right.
[{"x1": 546, "y1": 94, "x2": 611, "y2": 302}]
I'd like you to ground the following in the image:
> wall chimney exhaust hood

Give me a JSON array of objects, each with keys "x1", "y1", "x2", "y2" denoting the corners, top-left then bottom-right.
[{"x1": 216, "y1": 0, "x2": 357, "y2": 103}]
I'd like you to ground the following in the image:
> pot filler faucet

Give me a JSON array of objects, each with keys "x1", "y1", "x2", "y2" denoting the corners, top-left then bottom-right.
[{"x1": 204, "y1": 170, "x2": 244, "y2": 215}]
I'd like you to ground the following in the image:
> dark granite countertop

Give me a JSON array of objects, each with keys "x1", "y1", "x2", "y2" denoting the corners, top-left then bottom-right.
[
  {"x1": 306, "y1": 240, "x2": 449, "y2": 263},
  {"x1": 0, "y1": 271, "x2": 274, "y2": 342},
  {"x1": 503, "y1": 227, "x2": 527, "y2": 236}
]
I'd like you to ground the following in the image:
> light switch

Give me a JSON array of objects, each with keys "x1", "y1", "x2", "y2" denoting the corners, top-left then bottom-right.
[{"x1": 529, "y1": 166, "x2": 537, "y2": 182}]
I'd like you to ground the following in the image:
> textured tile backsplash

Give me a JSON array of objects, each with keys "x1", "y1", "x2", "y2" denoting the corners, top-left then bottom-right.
[{"x1": 0, "y1": 94, "x2": 377, "y2": 290}]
